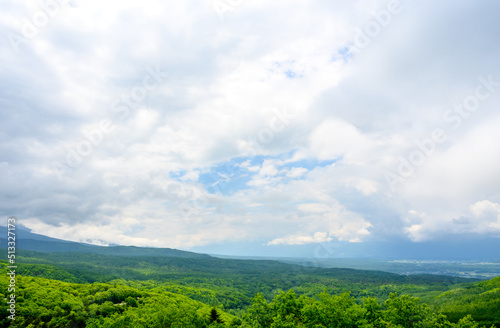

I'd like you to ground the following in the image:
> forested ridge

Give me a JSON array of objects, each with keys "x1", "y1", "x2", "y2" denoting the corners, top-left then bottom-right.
[{"x1": 1, "y1": 250, "x2": 499, "y2": 327}]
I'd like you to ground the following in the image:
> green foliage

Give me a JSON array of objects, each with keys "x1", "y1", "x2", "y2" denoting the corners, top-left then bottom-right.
[
  {"x1": 1, "y1": 252, "x2": 498, "y2": 328},
  {"x1": 0, "y1": 272, "x2": 494, "y2": 328},
  {"x1": 210, "y1": 306, "x2": 225, "y2": 324},
  {"x1": 239, "y1": 290, "x2": 487, "y2": 328},
  {"x1": 244, "y1": 293, "x2": 273, "y2": 327},
  {"x1": 0, "y1": 275, "x2": 238, "y2": 328},
  {"x1": 455, "y1": 315, "x2": 480, "y2": 328},
  {"x1": 383, "y1": 293, "x2": 430, "y2": 327},
  {"x1": 432, "y1": 277, "x2": 500, "y2": 327},
  {"x1": 12, "y1": 249, "x2": 473, "y2": 311}
]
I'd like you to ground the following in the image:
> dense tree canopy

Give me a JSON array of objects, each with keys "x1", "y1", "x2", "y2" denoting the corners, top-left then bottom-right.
[
  {"x1": 0, "y1": 253, "x2": 498, "y2": 327},
  {"x1": 1, "y1": 273, "x2": 497, "y2": 328}
]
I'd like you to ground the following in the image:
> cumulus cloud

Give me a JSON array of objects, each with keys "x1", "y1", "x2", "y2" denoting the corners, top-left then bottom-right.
[
  {"x1": 467, "y1": 200, "x2": 500, "y2": 232},
  {"x1": 1, "y1": 0, "x2": 500, "y2": 253},
  {"x1": 268, "y1": 232, "x2": 332, "y2": 246},
  {"x1": 306, "y1": 119, "x2": 373, "y2": 163}
]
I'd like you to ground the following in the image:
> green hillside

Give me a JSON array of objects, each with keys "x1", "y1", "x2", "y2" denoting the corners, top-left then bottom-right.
[
  {"x1": 432, "y1": 276, "x2": 500, "y2": 327},
  {"x1": 0, "y1": 241, "x2": 498, "y2": 327},
  {"x1": 12, "y1": 249, "x2": 473, "y2": 310},
  {"x1": 0, "y1": 274, "x2": 237, "y2": 328},
  {"x1": 0, "y1": 237, "x2": 209, "y2": 259},
  {"x1": 0, "y1": 270, "x2": 492, "y2": 328}
]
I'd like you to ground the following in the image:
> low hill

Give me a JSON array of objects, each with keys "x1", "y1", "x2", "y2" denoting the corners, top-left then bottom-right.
[
  {"x1": 10, "y1": 248, "x2": 475, "y2": 312},
  {"x1": 433, "y1": 276, "x2": 500, "y2": 327},
  {"x1": 0, "y1": 226, "x2": 209, "y2": 259}
]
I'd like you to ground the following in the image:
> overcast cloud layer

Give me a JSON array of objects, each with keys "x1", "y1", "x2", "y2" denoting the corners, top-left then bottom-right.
[{"x1": 1, "y1": 0, "x2": 500, "y2": 254}]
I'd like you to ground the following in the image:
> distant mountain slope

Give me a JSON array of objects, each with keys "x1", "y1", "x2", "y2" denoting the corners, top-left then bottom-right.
[
  {"x1": 7, "y1": 248, "x2": 476, "y2": 312},
  {"x1": 14, "y1": 248, "x2": 474, "y2": 288},
  {"x1": 1, "y1": 225, "x2": 76, "y2": 243},
  {"x1": 0, "y1": 226, "x2": 209, "y2": 259}
]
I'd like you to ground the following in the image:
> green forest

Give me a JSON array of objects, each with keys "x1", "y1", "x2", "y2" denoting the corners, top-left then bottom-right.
[{"x1": 1, "y1": 249, "x2": 499, "y2": 327}]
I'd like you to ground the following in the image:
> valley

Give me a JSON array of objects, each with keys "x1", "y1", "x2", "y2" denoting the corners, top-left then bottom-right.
[{"x1": 1, "y1": 230, "x2": 499, "y2": 327}]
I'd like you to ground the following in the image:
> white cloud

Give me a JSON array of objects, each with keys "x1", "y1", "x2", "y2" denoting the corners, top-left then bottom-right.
[
  {"x1": 470, "y1": 200, "x2": 500, "y2": 232},
  {"x1": 295, "y1": 201, "x2": 373, "y2": 242},
  {"x1": 286, "y1": 167, "x2": 308, "y2": 178},
  {"x1": 307, "y1": 119, "x2": 373, "y2": 163},
  {"x1": 471, "y1": 200, "x2": 500, "y2": 219},
  {"x1": 268, "y1": 232, "x2": 332, "y2": 246},
  {"x1": 1, "y1": 0, "x2": 500, "y2": 252},
  {"x1": 346, "y1": 178, "x2": 378, "y2": 195}
]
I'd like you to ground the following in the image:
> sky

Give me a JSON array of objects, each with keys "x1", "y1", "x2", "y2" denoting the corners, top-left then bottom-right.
[{"x1": 1, "y1": 0, "x2": 500, "y2": 257}]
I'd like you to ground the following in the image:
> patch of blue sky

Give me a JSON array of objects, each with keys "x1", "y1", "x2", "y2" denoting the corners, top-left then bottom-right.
[
  {"x1": 281, "y1": 157, "x2": 338, "y2": 171},
  {"x1": 196, "y1": 152, "x2": 338, "y2": 196},
  {"x1": 285, "y1": 70, "x2": 303, "y2": 79},
  {"x1": 197, "y1": 155, "x2": 266, "y2": 195},
  {"x1": 334, "y1": 46, "x2": 353, "y2": 63},
  {"x1": 169, "y1": 169, "x2": 188, "y2": 181},
  {"x1": 267, "y1": 61, "x2": 303, "y2": 79},
  {"x1": 198, "y1": 168, "x2": 251, "y2": 195}
]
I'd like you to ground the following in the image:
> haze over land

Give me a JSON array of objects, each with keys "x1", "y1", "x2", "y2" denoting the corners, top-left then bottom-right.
[{"x1": 1, "y1": 1, "x2": 500, "y2": 258}]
